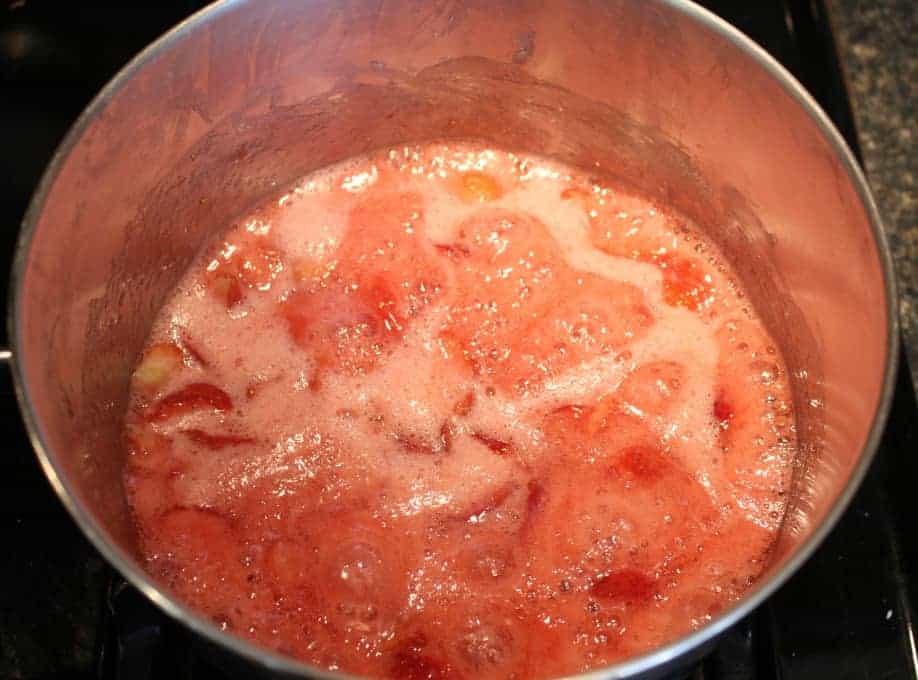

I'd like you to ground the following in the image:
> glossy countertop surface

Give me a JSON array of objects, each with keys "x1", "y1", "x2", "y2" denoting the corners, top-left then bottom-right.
[{"x1": 830, "y1": 0, "x2": 917, "y2": 390}]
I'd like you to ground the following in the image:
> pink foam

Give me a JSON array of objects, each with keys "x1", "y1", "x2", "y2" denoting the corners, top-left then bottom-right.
[{"x1": 123, "y1": 143, "x2": 796, "y2": 678}]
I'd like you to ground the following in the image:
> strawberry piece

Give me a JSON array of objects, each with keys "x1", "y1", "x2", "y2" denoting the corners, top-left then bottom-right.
[
  {"x1": 441, "y1": 209, "x2": 652, "y2": 393},
  {"x1": 264, "y1": 539, "x2": 314, "y2": 592},
  {"x1": 713, "y1": 318, "x2": 775, "y2": 454},
  {"x1": 181, "y1": 429, "x2": 255, "y2": 450},
  {"x1": 177, "y1": 333, "x2": 209, "y2": 367},
  {"x1": 439, "y1": 422, "x2": 454, "y2": 454},
  {"x1": 542, "y1": 399, "x2": 653, "y2": 452},
  {"x1": 391, "y1": 647, "x2": 452, "y2": 680},
  {"x1": 456, "y1": 619, "x2": 516, "y2": 671},
  {"x1": 147, "y1": 383, "x2": 232, "y2": 422},
  {"x1": 204, "y1": 230, "x2": 283, "y2": 308},
  {"x1": 421, "y1": 600, "x2": 530, "y2": 676},
  {"x1": 284, "y1": 516, "x2": 408, "y2": 636},
  {"x1": 156, "y1": 507, "x2": 236, "y2": 559},
  {"x1": 560, "y1": 186, "x2": 592, "y2": 203},
  {"x1": 658, "y1": 254, "x2": 712, "y2": 311},
  {"x1": 151, "y1": 508, "x2": 245, "y2": 597},
  {"x1": 125, "y1": 422, "x2": 171, "y2": 453},
  {"x1": 610, "y1": 445, "x2": 669, "y2": 484},
  {"x1": 338, "y1": 191, "x2": 443, "y2": 321},
  {"x1": 713, "y1": 391, "x2": 735, "y2": 424},
  {"x1": 460, "y1": 544, "x2": 516, "y2": 580},
  {"x1": 460, "y1": 483, "x2": 517, "y2": 521},
  {"x1": 588, "y1": 192, "x2": 672, "y2": 261},
  {"x1": 125, "y1": 424, "x2": 177, "y2": 467},
  {"x1": 210, "y1": 273, "x2": 244, "y2": 308},
  {"x1": 280, "y1": 191, "x2": 445, "y2": 374},
  {"x1": 281, "y1": 288, "x2": 388, "y2": 373},
  {"x1": 472, "y1": 433, "x2": 513, "y2": 457},
  {"x1": 522, "y1": 479, "x2": 546, "y2": 530},
  {"x1": 433, "y1": 242, "x2": 471, "y2": 260},
  {"x1": 453, "y1": 391, "x2": 476, "y2": 417},
  {"x1": 394, "y1": 427, "x2": 452, "y2": 456},
  {"x1": 591, "y1": 569, "x2": 656, "y2": 604},
  {"x1": 616, "y1": 361, "x2": 686, "y2": 417},
  {"x1": 518, "y1": 275, "x2": 652, "y2": 390},
  {"x1": 452, "y1": 171, "x2": 503, "y2": 203},
  {"x1": 133, "y1": 342, "x2": 183, "y2": 390},
  {"x1": 588, "y1": 198, "x2": 714, "y2": 311},
  {"x1": 123, "y1": 425, "x2": 178, "y2": 520},
  {"x1": 439, "y1": 209, "x2": 563, "y2": 377},
  {"x1": 536, "y1": 405, "x2": 718, "y2": 577}
]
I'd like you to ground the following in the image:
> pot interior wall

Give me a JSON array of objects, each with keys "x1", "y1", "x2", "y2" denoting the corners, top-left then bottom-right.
[{"x1": 16, "y1": 0, "x2": 887, "y2": 647}]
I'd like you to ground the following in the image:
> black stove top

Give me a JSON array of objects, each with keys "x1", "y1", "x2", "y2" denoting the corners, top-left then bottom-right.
[{"x1": 2, "y1": 2, "x2": 916, "y2": 679}]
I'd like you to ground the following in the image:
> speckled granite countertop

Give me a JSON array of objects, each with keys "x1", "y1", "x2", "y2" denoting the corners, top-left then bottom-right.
[{"x1": 828, "y1": 0, "x2": 917, "y2": 388}]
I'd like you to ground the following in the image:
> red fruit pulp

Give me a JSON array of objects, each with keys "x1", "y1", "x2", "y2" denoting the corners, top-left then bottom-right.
[{"x1": 124, "y1": 144, "x2": 797, "y2": 679}]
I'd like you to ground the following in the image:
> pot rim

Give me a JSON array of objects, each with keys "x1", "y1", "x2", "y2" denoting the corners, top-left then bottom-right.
[{"x1": 7, "y1": 0, "x2": 899, "y2": 677}]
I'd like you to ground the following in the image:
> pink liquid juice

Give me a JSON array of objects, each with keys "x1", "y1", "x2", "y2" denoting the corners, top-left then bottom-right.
[{"x1": 124, "y1": 144, "x2": 795, "y2": 679}]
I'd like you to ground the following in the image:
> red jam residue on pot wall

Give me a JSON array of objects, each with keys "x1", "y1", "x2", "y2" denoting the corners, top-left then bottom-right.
[{"x1": 123, "y1": 144, "x2": 796, "y2": 679}]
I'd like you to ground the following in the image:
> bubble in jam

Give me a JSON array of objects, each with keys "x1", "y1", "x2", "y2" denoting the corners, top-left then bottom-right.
[{"x1": 123, "y1": 143, "x2": 797, "y2": 679}]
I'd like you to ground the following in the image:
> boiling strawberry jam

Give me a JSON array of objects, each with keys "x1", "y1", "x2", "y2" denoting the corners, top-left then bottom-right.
[{"x1": 124, "y1": 144, "x2": 796, "y2": 678}]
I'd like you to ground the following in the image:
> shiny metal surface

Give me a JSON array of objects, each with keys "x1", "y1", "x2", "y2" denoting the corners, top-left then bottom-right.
[{"x1": 8, "y1": 0, "x2": 897, "y2": 678}]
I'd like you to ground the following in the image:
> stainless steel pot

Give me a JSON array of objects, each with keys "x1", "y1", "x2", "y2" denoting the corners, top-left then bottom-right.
[{"x1": 9, "y1": 0, "x2": 898, "y2": 678}]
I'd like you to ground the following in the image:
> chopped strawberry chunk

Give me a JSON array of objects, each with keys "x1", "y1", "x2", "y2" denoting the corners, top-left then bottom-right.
[
  {"x1": 610, "y1": 445, "x2": 668, "y2": 483},
  {"x1": 209, "y1": 273, "x2": 244, "y2": 308},
  {"x1": 712, "y1": 318, "x2": 784, "y2": 460},
  {"x1": 617, "y1": 361, "x2": 686, "y2": 417},
  {"x1": 461, "y1": 544, "x2": 516, "y2": 580},
  {"x1": 204, "y1": 231, "x2": 283, "y2": 308},
  {"x1": 280, "y1": 191, "x2": 445, "y2": 374},
  {"x1": 713, "y1": 391, "x2": 735, "y2": 424},
  {"x1": 156, "y1": 507, "x2": 236, "y2": 559},
  {"x1": 472, "y1": 433, "x2": 513, "y2": 457},
  {"x1": 147, "y1": 383, "x2": 233, "y2": 421},
  {"x1": 150, "y1": 507, "x2": 246, "y2": 598},
  {"x1": 560, "y1": 186, "x2": 591, "y2": 203},
  {"x1": 456, "y1": 619, "x2": 516, "y2": 671},
  {"x1": 125, "y1": 425, "x2": 172, "y2": 459},
  {"x1": 544, "y1": 397, "x2": 635, "y2": 442},
  {"x1": 391, "y1": 647, "x2": 452, "y2": 680},
  {"x1": 441, "y1": 209, "x2": 653, "y2": 392},
  {"x1": 588, "y1": 193, "x2": 672, "y2": 261},
  {"x1": 453, "y1": 391, "x2": 476, "y2": 417},
  {"x1": 524, "y1": 479, "x2": 546, "y2": 526},
  {"x1": 133, "y1": 342, "x2": 183, "y2": 390},
  {"x1": 281, "y1": 287, "x2": 388, "y2": 373},
  {"x1": 439, "y1": 422, "x2": 454, "y2": 453},
  {"x1": 123, "y1": 427, "x2": 176, "y2": 522},
  {"x1": 181, "y1": 429, "x2": 255, "y2": 450},
  {"x1": 591, "y1": 569, "x2": 656, "y2": 604},
  {"x1": 588, "y1": 200, "x2": 714, "y2": 311},
  {"x1": 520, "y1": 275, "x2": 652, "y2": 389},
  {"x1": 433, "y1": 242, "x2": 471, "y2": 259},
  {"x1": 338, "y1": 191, "x2": 443, "y2": 321},
  {"x1": 659, "y1": 254, "x2": 712, "y2": 311},
  {"x1": 264, "y1": 538, "x2": 314, "y2": 591},
  {"x1": 394, "y1": 428, "x2": 450, "y2": 456},
  {"x1": 452, "y1": 170, "x2": 503, "y2": 203},
  {"x1": 177, "y1": 333, "x2": 209, "y2": 367}
]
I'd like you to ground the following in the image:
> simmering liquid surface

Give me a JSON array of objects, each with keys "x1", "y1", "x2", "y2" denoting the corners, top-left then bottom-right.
[{"x1": 124, "y1": 144, "x2": 796, "y2": 679}]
